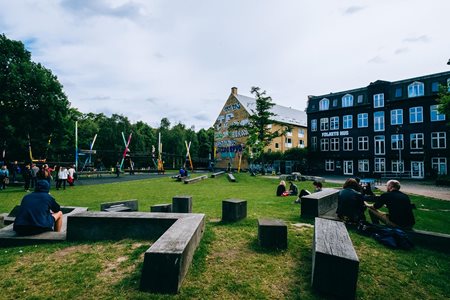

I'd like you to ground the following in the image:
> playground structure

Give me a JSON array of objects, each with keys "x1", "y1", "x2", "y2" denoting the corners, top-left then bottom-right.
[{"x1": 28, "y1": 133, "x2": 52, "y2": 163}]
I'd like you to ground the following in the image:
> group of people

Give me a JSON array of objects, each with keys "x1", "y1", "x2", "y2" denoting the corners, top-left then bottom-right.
[
  {"x1": 276, "y1": 177, "x2": 415, "y2": 230},
  {"x1": 337, "y1": 178, "x2": 415, "y2": 230},
  {"x1": 0, "y1": 162, "x2": 76, "y2": 192}
]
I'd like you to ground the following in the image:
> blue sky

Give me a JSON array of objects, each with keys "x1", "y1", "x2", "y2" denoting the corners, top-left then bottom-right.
[{"x1": 1, "y1": 0, "x2": 449, "y2": 129}]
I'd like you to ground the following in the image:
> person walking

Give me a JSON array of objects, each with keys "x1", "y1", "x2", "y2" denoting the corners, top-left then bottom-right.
[
  {"x1": 57, "y1": 166, "x2": 69, "y2": 190},
  {"x1": 31, "y1": 163, "x2": 39, "y2": 189},
  {"x1": 0, "y1": 165, "x2": 9, "y2": 190},
  {"x1": 67, "y1": 165, "x2": 76, "y2": 187},
  {"x1": 22, "y1": 164, "x2": 32, "y2": 191}
]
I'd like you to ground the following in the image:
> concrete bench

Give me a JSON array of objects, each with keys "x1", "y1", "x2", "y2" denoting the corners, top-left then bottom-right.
[
  {"x1": 227, "y1": 173, "x2": 236, "y2": 182},
  {"x1": 66, "y1": 211, "x2": 205, "y2": 294},
  {"x1": 258, "y1": 218, "x2": 287, "y2": 249},
  {"x1": 172, "y1": 196, "x2": 192, "y2": 213},
  {"x1": 3, "y1": 205, "x2": 21, "y2": 225},
  {"x1": 406, "y1": 229, "x2": 450, "y2": 253},
  {"x1": 151, "y1": 204, "x2": 172, "y2": 213},
  {"x1": 0, "y1": 206, "x2": 89, "y2": 247},
  {"x1": 184, "y1": 175, "x2": 207, "y2": 184},
  {"x1": 222, "y1": 199, "x2": 247, "y2": 222},
  {"x1": 312, "y1": 217, "x2": 359, "y2": 299},
  {"x1": 211, "y1": 171, "x2": 225, "y2": 178},
  {"x1": 301, "y1": 188, "x2": 339, "y2": 219},
  {"x1": 100, "y1": 199, "x2": 138, "y2": 212}
]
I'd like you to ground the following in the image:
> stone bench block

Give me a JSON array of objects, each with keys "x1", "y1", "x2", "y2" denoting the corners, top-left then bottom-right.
[
  {"x1": 151, "y1": 204, "x2": 172, "y2": 213},
  {"x1": 211, "y1": 171, "x2": 225, "y2": 178},
  {"x1": 184, "y1": 175, "x2": 207, "y2": 184},
  {"x1": 258, "y1": 218, "x2": 287, "y2": 249},
  {"x1": 100, "y1": 199, "x2": 138, "y2": 212},
  {"x1": 406, "y1": 229, "x2": 450, "y2": 253},
  {"x1": 301, "y1": 188, "x2": 339, "y2": 218},
  {"x1": 312, "y1": 217, "x2": 359, "y2": 299},
  {"x1": 222, "y1": 199, "x2": 247, "y2": 222},
  {"x1": 227, "y1": 173, "x2": 236, "y2": 182},
  {"x1": 172, "y1": 196, "x2": 192, "y2": 213}
]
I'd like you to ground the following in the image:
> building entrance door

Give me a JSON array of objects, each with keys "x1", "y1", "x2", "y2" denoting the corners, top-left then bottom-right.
[
  {"x1": 411, "y1": 161, "x2": 424, "y2": 179},
  {"x1": 344, "y1": 160, "x2": 354, "y2": 175}
]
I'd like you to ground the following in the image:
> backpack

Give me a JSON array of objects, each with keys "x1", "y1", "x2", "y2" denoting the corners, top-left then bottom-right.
[{"x1": 373, "y1": 228, "x2": 414, "y2": 250}]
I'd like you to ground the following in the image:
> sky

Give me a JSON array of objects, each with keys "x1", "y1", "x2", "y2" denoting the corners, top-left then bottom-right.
[{"x1": 1, "y1": 0, "x2": 449, "y2": 130}]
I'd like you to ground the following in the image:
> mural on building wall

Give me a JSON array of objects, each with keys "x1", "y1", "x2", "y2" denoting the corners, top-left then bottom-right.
[{"x1": 214, "y1": 97, "x2": 249, "y2": 160}]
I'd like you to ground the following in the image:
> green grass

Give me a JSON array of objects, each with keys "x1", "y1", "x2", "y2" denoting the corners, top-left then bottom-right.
[{"x1": 0, "y1": 174, "x2": 449, "y2": 299}]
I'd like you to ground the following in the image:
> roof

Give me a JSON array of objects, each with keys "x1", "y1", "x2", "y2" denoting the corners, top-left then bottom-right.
[{"x1": 235, "y1": 94, "x2": 307, "y2": 127}]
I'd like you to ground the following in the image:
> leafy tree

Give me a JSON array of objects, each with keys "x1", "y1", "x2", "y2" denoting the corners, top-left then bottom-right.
[
  {"x1": 437, "y1": 86, "x2": 450, "y2": 125},
  {"x1": 0, "y1": 34, "x2": 71, "y2": 162},
  {"x1": 231, "y1": 87, "x2": 287, "y2": 174}
]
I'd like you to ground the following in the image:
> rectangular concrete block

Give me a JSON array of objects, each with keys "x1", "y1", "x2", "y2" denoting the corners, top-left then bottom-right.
[
  {"x1": 312, "y1": 218, "x2": 359, "y2": 299},
  {"x1": 301, "y1": 189, "x2": 339, "y2": 218},
  {"x1": 151, "y1": 204, "x2": 172, "y2": 213},
  {"x1": 258, "y1": 218, "x2": 287, "y2": 249},
  {"x1": 100, "y1": 199, "x2": 138, "y2": 212},
  {"x1": 222, "y1": 199, "x2": 247, "y2": 222},
  {"x1": 172, "y1": 196, "x2": 192, "y2": 213}
]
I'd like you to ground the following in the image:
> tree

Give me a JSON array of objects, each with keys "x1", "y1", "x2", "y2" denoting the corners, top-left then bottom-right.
[
  {"x1": 437, "y1": 86, "x2": 450, "y2": 125},
  {"x1": 230, "y1": 87, "x2": 287, "y2": 174},
  {"x1": 0, "y1": 34, "x2": 71, "y2": 162}
]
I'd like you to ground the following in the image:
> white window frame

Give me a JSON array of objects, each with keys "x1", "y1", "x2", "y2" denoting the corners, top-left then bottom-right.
[
  {"x1": 374, "y1": 135, "x2": 385, "y2": 155},
  {"x1": 430, "y1": 105, "x2": 446, "y2": 122},
  {"x1": 311, "y1": 119, "x2": 317, "y2": 132},
  {"x1": 343, "y1": 115, "x2": 353, "y2": 129},
  {"x1": 391, "y1": 160, "x2": 404, "y2": 173},
  {"x1": 358, "y1": 113, "x2": 368, "y2": 128},
  {"x1": 373, "y1": 93, "x2": 384, "y2": 108},
  {"x1": 410, "y1": 133, "x2": 424, "y2": 150},
  {"x1": 342, "y1": 94, "x2": 353, "y2": 107},
  {"x1": 391, "y1": 134, "x2": 404, "y2": 150},
  {"x1": 325, "y1": 159, "x2": 334, "y2": 171},
  {"x1": 358, "y1": 136, "x2": 369, "y2": 151},
  {"x1": 409, "y1": 106, "x2": 423, "y2": 123},
  {"x1": 374, "y1": 158, "x2": 386, "y2": 173},
  {"x1": 343, "y1": 160, "x2": 354, "y2": 175},
  {"x1": 285, "y1": 137, "x2": 292, "y2": 148},
  {"x1": 319, "y1": 98, "x2": 330, "y2": 111},
  {"x1": 311, "y1": 136, "x2": 317, "y2": 151},
  {"x1": 298, "y1": 140, "x2": 305, "y2": 148},
  {"x1": 330, "y1": 138, "x2": 339, "y2": 151},
  {"x1": 298, "y1": 129, "x2": 305, "y2": 138},
  {"x1": 431, "y1": 132, "x2": 446, "y2": 149},
  {"x1": 390, "y1": 109, "x2": 403, "y2": 125},
  {"x1": 432, "y1": 157, "x2": 447, "y2": 175},
  {"x1": 320, "y1": 118, "x2": 329, "y2": 131},
  {"x1": 358, "y1": 159, "x2": 369, "y2": 172},
  {"x1": 330, "y1": 116, "x2": 339, "y2": 130},
  {"x1": 408, "y1": 81, "x2": 424, "y2": 98},
  {"x1": 320, "y1": 139, "x2": 329, "y2": 151},
  {"x1": 343, "y1": 137, "x2": 353, "y2": 151},
  {"x1": 374, "y1": 111, "x2": 385, "y2": 132}
]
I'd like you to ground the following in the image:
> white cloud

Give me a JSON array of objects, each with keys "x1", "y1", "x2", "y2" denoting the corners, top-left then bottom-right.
[{"x1": 1, "y1": 0, "x2": 449, "y2": 129}]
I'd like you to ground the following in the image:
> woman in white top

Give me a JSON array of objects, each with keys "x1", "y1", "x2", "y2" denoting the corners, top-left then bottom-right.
[{"x1": 57, "y1": 166, "x2": 69, "y2": 190}]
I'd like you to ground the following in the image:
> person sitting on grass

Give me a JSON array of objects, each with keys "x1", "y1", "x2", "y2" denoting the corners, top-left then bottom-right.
[
  {"x1": 276, "y1": 180, "x2": 286, "y2": 196},
  {"x1": 288, "y1": 181, "x2": 298, "y2": 196},
  {"x1": 336, "y1": 178, "x2": 372, "y2": 224},
  {"x1": 13, "y1": 180, "x2": 63, "y2": 236},
  {"x1": 295, "y1": 181, "x2": 322, "y2": 203},
  {"x1": 365, "y1": 179, "x2": 415, "y2": 230}
]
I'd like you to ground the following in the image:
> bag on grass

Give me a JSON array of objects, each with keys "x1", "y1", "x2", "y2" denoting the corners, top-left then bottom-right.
[{"x1": 373, "y1": 228, "x2": 414, "y2": 250}]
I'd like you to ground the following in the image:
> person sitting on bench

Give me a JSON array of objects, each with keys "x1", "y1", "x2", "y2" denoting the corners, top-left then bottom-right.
[
  {"x1": 13, "y1": 180, "x2": 63, "y2": 235},
  {"x1": 366, "y1": 180, "x2": 415, "y2": 230},
  {"x1": 336, "y1": 178, "x2": 372, "y2": 223},
  {"x1": 295, "y1": 181, "x2": 322, "y2": 203}
]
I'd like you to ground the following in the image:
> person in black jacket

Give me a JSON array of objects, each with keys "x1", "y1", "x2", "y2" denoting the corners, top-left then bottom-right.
[
  {"x1": 366, "y1": 180, "x2": 415, "y2": 229},
  {"x1": 22, "y1": 164, "x2": 32, "y2": 191},
  {"x1": 276, "y1": 180, "x2": 286, "y2": 196},
  {"x1": 336, "y1": 178, "x2": 373, "y2": 223},
  {"x1": 13, "y1": 180, "x2": 63, "y2": 235}
]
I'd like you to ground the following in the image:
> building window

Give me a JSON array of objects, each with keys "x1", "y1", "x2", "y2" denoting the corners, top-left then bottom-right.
[
  {"x1": 333, "y1": 99, "x2": 338, "y2": 107},
  {"x1": 431, "y1": 132, "x2": 446, "y2": 149},
  {"x1": 320, "y1": 139, "x2": 329, "y2": 151},
  {"x1": 330, "y1": 138, "x2": 339, "y2": 151},
  {"x1": 311, "y1": 137, "x2": 317, "y2": 151},
  {"x1": 395, "y1": 87, "x2": 402, "y2": 98},
  {"x1": 330, "y1": 116, "x2": 339, "y2": 130},
  {"x1": 358, "y1": 136, "x2": 369, "y2": 151},
  {"x1": 390, "y1": 109, "x2": 403, "y2": 125},
  {"x1": 374, "y1": 111, "x2": 385, "y2": 132},
  {"x1": 374, "y1": 158, "x2": 386, "y2": 173},
  {"x1": 430, "y1": 105, "x2": 446, "y2": 121},
  {"x1": 391, "y1": 134, "x2": 404, "y2": 150},
  {"x1": 311, "y1": 119, "x2": 317, "y2": 131},
  {"x1": 358, "y1": 113, "x2": 368, "y2": 128},
  {"x1": 298, "y1": 129, "x2": 305, "y2": 138},
  {"x1": 431, "y1": 82, "x2": 439, "y2": 92},
  {"x1": 342, "y1": 94, "x2": 353, "y2": 107},
  {"x1": 448, "y1": 78, "x2": 450, "y2": 91},
  {"x1": 357, "y1": 95, "x2": 363, "y2": 103},
  {"x1": 325, "y1": 160, "x2": 334, "y2": 171},
  {"x1": 298, "y1": 140, "x2": 305, "y2": 148},
  {"x1": 392, "y1": 160, "x2": 404, "y2": 173},
  {"x1": 410, "y1": 133, "x2": 424, "y2": 150},
  {"x1": 432, "y1": 157, "x2": 447, "y2": 175},
  {"x1": 343, "y1": 137, "x2": 353, "y2": 151},
  {"x1": 408, "y1": 81, "x2": 424, "y2": 98},
  {"x1": 343, "y1": 115, "x2": 353, "y2": 129},
  {"x1": 409, "y1": 107, "x2": 423, "y2": 123},
  {"x1": 266, "y1": 124, "x2": 272, "y2": 129},
  {"x1": 373, "y1": 93, "x2": 384, "y2": 108},
  {"x1": 374, "y1": 135, "x2": 385, "y2": 155},
  {"x1": 320, "y1": 118, "x2": 329, "y2": 131},
  {"x1": 358, "y1": 159, "x2": 369, "y2": 172},
  {"x1": 275, "y1": 143, "x2": 279, "y2": 149},
  {"x1": 319, "y1": 98, "x2": 330, "y2": 110},
  {"x1": 286, "y1": 129, "x2": 292, "y2": 137}
]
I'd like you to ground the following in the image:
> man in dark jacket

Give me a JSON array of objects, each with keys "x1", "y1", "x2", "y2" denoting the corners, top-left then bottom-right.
[
  {"x1": 13, "y1": 180, "x2": 63, "y2": 235},
  {"x1": 366, "y1": 180, "x2": 415, "y2": 229}
]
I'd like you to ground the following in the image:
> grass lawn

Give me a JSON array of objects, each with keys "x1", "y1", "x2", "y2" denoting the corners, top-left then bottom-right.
[{"x1": 0, "y1": 173, "x2": 449, "y2": 299}]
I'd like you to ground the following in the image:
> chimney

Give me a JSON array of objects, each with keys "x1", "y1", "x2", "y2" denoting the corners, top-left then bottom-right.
[{"x1": 231, "y1": 87, "x2": 238, "y2": 96}]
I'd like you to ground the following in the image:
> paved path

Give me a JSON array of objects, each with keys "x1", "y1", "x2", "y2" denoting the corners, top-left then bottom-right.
[{"x1": 323, "y1": 176, "x2": 450, "y2": 201}]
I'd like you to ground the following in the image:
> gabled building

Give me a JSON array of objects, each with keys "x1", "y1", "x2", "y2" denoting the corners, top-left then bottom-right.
[
  {"x1": 214, "y1": 87, "x2": 307, "y2": 169},
  {"x1": 306, "y1": 71, "x2": 450, "y2": 179}
]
